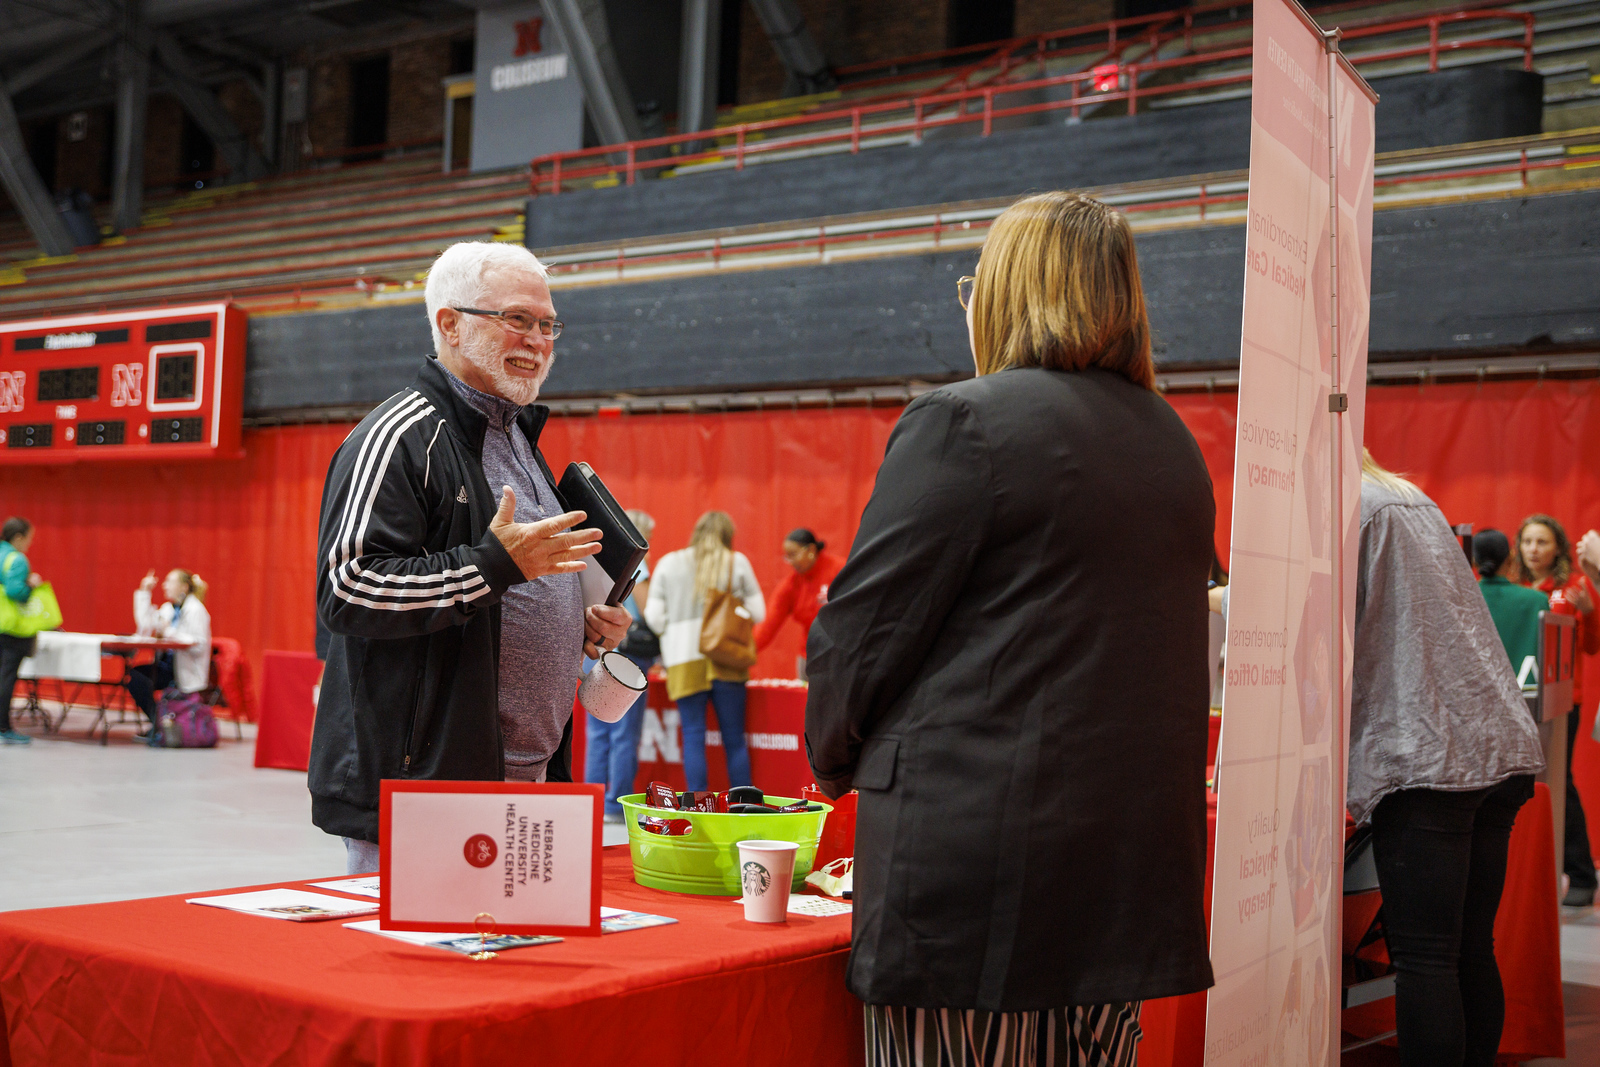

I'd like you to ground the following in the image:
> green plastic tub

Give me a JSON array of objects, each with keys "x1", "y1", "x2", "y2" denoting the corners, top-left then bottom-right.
[{"x1": 619, "y1": 793, "x2": 833, "y2": 895}]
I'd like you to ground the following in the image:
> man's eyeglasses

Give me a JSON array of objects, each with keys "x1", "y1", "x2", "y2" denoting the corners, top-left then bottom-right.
[
  {"x1": 453, "y1": 307, "x2": 563, "y2": 339},
  {"x1": 956, "y1": 276, "x2": 976, "y2": 310}
]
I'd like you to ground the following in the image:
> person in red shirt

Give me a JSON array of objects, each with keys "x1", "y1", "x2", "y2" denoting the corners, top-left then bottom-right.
[
  {"x1": 1517, "y1": 513, "x2": 1600, "y2": 907},
  {"x1": 753, "y1": 529, "x2": 843, "y2": 679}
]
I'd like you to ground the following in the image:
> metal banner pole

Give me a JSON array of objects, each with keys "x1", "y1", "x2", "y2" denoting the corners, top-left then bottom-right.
[{"x1": 1323, "y1": 27, "x2": 1346, "y2": 1067}]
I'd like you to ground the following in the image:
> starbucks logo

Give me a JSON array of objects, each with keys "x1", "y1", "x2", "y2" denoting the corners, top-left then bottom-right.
[
  {"x1": 463, "y1": 834, "x2": 498, "y2": 868},
  {"x1": 742, "y1": 860, "x2": 771, "y2": 897}
]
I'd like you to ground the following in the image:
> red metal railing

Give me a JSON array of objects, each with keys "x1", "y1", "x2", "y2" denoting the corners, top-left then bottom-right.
[
  {"x1": 530, "y1": 5, "x2": 1535, "y2": 196},
  {"x1": 537, "y1": 145, "x2": 1599, "y2": 283},
  {"x1": 1341, "y1": 9, "x2": 1535, "y2": 73},
  {"x1": 827, "y1": 0, "x2": 1514, "y2": 87}
]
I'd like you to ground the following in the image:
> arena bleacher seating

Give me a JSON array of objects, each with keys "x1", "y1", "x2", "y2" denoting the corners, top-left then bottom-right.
[
  {"x1": 0, "y1": 153, "x2": 527, "y2": 318},
  {"x1": 0, "y1": 0, "x2": 1596, "y2": 413}
]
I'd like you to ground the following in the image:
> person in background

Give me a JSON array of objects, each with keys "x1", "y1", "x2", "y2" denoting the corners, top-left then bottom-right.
[
  {"x1": 1576, "y1": 528, "x2": 1600, "y2": 586},
  {"x1": 753, "y1": 528, "x2": 842, "y2": 679},
  {"x1": 1474, "y1": 529, "x2": 1549, "y2": 690},
  {"x1": 0, "y1": 517, "x2": 42, "y2": 745},
  {"x1": 1515, "y1": 513, "x2": 1600, "y2": 907},
  {"x1": 127, "y1": 568, "x2": 213, "y2": 744},
  {"x1": 1206, "y1": 557, "x2": 1228, "y2": 710},
  {"x1": 807, "y1": 192, "x2": 1215, "y2": 1066},
  {"x1": 586, "y1": 508, "x2": 657, "y2": 823},
  {"x1": 1353, "y1": 453, "x2": 1543, "y2": 1066},
  {"x1": 645, "y1": 510, "x2": 765, "y2": 792}
]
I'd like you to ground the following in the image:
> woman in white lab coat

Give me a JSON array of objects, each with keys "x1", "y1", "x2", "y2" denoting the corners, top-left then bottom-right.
[{"x1": 127, "y1": 568, "x2": 212, "y2": 739}]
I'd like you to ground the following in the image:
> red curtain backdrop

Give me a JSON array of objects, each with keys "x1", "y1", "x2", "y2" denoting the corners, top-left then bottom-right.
[
  {"x1": 2, "y1": 422, "x2": 341, "y2": 691},
  {"x1": 6, "y1": 378, "x2": 1600, "y2": 854},
  {"x1": 1168, "y1": 378, "x2": 1600, "y2": 860}
]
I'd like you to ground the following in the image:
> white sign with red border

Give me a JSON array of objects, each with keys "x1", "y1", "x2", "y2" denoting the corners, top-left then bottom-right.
[{"x1": 379, "y1": 781, "x2": 603, "y2": 936}]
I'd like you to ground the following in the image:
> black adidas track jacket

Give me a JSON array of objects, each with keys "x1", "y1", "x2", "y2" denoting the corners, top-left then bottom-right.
[{"x1": 308, "y1": 356, "x2": 572, "y2": 843}]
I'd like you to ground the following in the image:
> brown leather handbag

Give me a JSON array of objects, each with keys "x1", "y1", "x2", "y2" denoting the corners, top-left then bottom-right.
[{"x1": 699, "y1": 558, "x2": 758, "y2": 668}]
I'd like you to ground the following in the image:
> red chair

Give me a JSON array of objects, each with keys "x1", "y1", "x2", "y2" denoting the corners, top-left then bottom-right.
[{"x1": 204, "y1": 638, "x2": 257, "y2": 741}]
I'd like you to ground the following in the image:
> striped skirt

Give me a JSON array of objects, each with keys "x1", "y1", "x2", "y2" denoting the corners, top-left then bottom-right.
[{"x1": 864, "y1": 1002, "x2": 1142, "y2": 1067}]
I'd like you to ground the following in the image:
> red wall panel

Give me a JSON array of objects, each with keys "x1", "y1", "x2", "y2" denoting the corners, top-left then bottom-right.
[
  {"x1": 3, "y1": 422, "x2": 344, "y2": 690},
  {"x1": 7, "y1": 378, "x2": 1600, "y2": 855},
  {"x1": 1171, "y1": 378, "x2": 1600, "y2": 859}
]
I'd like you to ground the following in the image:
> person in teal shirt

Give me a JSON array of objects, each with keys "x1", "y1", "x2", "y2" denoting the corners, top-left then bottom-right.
[
  {"x1": 1475, "y1": 529, "x2": 1548, "y2": 690},
  {"x1": 0, "y1": 516, "x2": 41, "y2": 744}
]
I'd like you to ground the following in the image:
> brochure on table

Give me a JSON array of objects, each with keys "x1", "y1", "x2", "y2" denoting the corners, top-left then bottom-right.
[
  {"x1": 187, "y1": 888, "x2": 378, "y2": 922},
  {"x1": 380, "y1": 780, "x2": 604, "y2": 936},
  {"x1": 349, "y1": 907, "x2": 676, "y2": 954},
  {"x1": 311, "y1": 876, "x2": 380, "y2": 899}
]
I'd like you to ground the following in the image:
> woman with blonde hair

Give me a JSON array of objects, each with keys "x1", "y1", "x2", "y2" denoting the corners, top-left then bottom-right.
[
  {"x1": 806, "y1": 192, "x2": 1215, "y2": 1066},
  {"x1": 1512, "y1": 511, "x2": 1600, "y2": 906},
  {"x1": 645, "y1": 511, "x2": 764, "y2": 791},
  {"x1": 1350, "y1": 449, "x2": 1542, "y2": 1064},
  {"x1": 126, "y1": 567, "x2": 212, "y2": 743}
]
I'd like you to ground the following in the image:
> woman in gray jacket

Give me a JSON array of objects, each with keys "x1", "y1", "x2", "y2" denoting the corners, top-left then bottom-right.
[{"x1": 1352, "y1": 452, "x2": 1544, "y2": 1067}]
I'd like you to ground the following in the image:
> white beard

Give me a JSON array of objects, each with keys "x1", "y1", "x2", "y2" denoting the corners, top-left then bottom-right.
[{"x1": 461, "y1": 328, "x2": 548, "y2": 406}]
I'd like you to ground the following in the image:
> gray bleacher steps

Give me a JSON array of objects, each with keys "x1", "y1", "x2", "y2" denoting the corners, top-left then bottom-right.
[
  {"x1": 524, "y1": 67, "x2": 1543, "y2": 251},
  {"x1": 243, "y1": 186, "x2": 1600, "y2": 416}
]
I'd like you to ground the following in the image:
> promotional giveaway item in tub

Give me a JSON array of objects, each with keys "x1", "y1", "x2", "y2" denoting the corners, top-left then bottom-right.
[
  {"x1": 578, "y1": 650, "x2": 647, "y2": 722},
  {"x1": 621, "y1": 782, "x2": 830, "y2": 895}
]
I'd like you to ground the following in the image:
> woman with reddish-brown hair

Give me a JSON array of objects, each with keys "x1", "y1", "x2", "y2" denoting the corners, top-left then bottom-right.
[
  {"x1": 806, "y1": 192, "x2": 1215, "y2": 1067},
  {"x1": 1515, "y1": 513, "x2": 1600, "y2": 906}
]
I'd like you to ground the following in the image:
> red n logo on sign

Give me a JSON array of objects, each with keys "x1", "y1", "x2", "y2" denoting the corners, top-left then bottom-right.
[
  {"x1": 0, "y1": 372, "x2": 24, "y2": 413},
  {"x1": 514, "y1": 18, "x2": 544, "y2": 57}
]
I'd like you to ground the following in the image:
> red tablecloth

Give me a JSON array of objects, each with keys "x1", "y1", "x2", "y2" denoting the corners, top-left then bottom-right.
[
  {"x1": 1139, "y1": 783, "x2": 1564, "y2": 1065},
  {"x1": 252, "y1": 650, "x2": 322, "y2": 771},
  {"x1": 572, "y1": 679, "x2": 813, "y2": 797},
  {"x1": 0, "y1": 846, "x2": 861, "y2": 1067}
]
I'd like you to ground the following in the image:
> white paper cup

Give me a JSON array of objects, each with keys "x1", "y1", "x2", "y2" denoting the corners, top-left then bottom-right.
[
  {"x1": 737, "y1": 840, "x2": 799, "y2": 923},
  {"x1": 579, "y1": 651, "x2": 647, "y2": 723}
]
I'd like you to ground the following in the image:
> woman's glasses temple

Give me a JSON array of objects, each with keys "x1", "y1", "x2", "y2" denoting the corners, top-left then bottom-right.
[{"x1": 956, "y1": 276, "x2": 976, "y2": 310}]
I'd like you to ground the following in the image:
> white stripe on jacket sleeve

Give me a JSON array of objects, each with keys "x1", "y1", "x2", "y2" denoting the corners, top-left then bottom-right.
[{"x1": 326, "y1": 392, "x2": 492, "y2": 610}]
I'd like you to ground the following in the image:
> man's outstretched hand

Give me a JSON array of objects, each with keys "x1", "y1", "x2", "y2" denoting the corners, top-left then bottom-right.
[
  {"x1": 489, "y1": 486, "x2": 601, "y2": 581},
  {"x1": 1578, "y1": 529, "x2": 1600, "y2": 587}
]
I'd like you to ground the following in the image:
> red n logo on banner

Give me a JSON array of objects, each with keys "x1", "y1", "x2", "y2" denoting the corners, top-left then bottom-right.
[{"x1": 514, "y1": 18, "x2": 544, "y2": 56}]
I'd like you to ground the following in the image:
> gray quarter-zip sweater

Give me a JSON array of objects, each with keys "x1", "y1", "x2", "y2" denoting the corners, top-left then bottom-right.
[{"x1": 444, "y1": 366, "x2": 584, "y2": 781}]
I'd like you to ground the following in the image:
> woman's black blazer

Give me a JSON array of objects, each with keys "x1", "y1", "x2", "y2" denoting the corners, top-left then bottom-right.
[{"x1": 806, "y1": 365, "x2": 1216, "y2": 1011}]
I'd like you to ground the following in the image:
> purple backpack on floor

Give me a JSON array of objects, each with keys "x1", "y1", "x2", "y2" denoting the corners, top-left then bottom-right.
[{"x1": 158, "y1": 690, "x2": 218, "y2": 748}]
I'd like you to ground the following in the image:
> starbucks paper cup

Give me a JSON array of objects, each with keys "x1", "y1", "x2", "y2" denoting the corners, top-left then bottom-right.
[
  {"x1": 579, "y1": 651, "x2": 647, "y2": 723},
  {"x1": 737, "y1": 840, "x2": 799, "y2": 923}
]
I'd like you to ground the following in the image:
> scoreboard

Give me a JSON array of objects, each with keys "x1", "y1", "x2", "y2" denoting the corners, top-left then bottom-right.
[{"x1": 0, "y1": 304, "x2": 246, "y2": 464}]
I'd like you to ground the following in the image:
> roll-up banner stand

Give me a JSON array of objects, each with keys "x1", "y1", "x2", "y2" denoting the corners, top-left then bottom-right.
[{"x1": 1204, "y1": 0, "x2": 1376, "y2": 1062}]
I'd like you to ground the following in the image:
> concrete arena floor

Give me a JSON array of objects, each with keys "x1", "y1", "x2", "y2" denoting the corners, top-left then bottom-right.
[{"x1": 0, "y1": 703, "x2": 627, "y2": 913}]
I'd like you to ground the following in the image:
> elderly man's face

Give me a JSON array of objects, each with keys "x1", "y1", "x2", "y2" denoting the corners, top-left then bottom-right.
[{"x1": 453, "y1": 267, "x2": 557, "y2": 406}]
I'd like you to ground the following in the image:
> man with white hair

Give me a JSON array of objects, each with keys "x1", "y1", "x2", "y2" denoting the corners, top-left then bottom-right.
[{"x1": 309, "y1": 241, "x2": 631, "y2": 873}]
